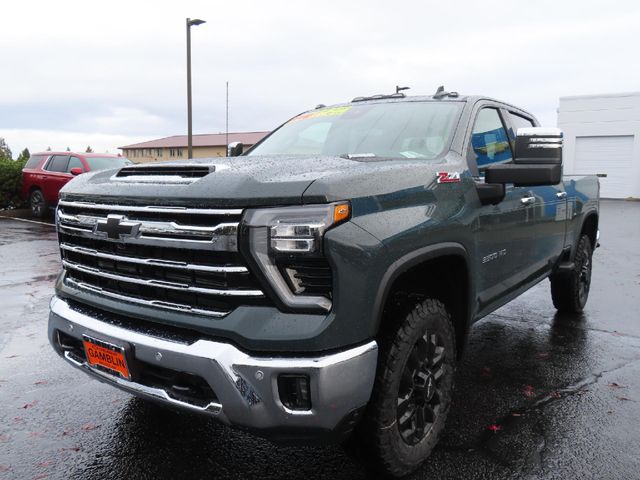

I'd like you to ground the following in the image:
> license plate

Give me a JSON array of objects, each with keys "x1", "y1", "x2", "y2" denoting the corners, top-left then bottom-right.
[{"x1": 82, "y1": 335, "x2": 131, "y2": 380}]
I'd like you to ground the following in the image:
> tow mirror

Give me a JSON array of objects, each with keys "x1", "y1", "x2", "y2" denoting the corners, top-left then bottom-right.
[
  {"x1": 514, "y1": 127, "x2": 563, "y2": 165},
  {"x1": 227, "y1": 142, "x2": 243, "y2": 157},
  {"x1": 70, "y1": 167, "x2": 84, "y2": 176},
  {"x1": 485, "y1": 163, "x2": 562, "y2": 187},
  {"x1": 483, "y1": 127, "x2": 563, "y2": 188}
]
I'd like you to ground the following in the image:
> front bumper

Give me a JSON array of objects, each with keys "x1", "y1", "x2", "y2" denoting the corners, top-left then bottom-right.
[{"x1": 48, "y1": 296, "x2": 378, "y2": 442}]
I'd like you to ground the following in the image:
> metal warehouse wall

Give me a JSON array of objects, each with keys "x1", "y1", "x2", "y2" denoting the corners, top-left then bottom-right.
[{"x1": 558, "y1": 92, "x2": 640, "y2": 199}]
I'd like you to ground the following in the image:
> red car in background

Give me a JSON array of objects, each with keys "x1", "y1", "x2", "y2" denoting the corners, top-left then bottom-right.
[{"x1": 22, "y1": 152, "x2": 132, "y2": 217}]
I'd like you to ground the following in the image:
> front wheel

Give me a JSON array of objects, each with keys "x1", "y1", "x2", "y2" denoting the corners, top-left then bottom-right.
[
  {"x1": 358, "y1": 298, "x2": 456, "y2": 477},
  {"x1": 550, "y1": 234, "x2": 593, "y2": 313},
  {"x1": 30, "y1": 189, "x2": 48, "y2": 218}
]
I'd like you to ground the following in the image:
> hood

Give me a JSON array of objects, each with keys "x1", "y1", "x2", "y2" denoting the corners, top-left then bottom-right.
[
  {"x1": 60, "y1": 155, "x2": 361, "y2": 207},
  {"x1": 60, "y1": 154, "x2": 453, "y2": 207}
]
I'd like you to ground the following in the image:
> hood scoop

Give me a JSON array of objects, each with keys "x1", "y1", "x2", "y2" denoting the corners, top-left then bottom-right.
[{"x1": 113, "y1": 164, "x2": 214, "y2": 184}]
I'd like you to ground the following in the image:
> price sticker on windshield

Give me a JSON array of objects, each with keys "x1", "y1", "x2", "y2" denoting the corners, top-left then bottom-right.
[{"x1": 290, "y1": 106, "x2": 352, "y2": 122}]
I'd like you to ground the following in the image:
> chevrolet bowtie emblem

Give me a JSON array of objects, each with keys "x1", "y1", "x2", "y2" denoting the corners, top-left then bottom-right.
[{"x1": 94, "y1": 214, "x2": 141, "y2": 240}]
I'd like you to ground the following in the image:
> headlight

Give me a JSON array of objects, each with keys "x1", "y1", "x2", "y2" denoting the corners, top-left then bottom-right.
[{"x1": 242, "y1": 203, "x2": 350, "y2": 312}]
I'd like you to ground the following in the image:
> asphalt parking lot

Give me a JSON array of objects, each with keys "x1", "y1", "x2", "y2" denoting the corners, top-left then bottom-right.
[{"x1": 1, "y1": 200, "x2": 639, "y2": 480}]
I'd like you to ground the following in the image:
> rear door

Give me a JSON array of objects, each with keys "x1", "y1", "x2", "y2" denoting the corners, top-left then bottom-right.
[
  {"x1": 466, "y1": 104, "x2": 540, "y2": 314},
  {"x1": 503, "y1": 110, "x2": 568, "y2": 273},
  {"x1": 42, "y1": 155, "x2": 70, "y2": 204}
]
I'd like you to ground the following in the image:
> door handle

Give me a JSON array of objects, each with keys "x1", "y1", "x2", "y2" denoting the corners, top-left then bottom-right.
[
  {"x1": 521, "y1": 196, "x2": 536, "y2": 206},
  {"x1": 556, "y1": 191, "x2": 567, "y2": 199}
]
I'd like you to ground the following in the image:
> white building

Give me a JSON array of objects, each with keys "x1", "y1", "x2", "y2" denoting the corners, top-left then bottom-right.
[{"x1": 558, "y1": 92, "x2": 640, "y2": 199}]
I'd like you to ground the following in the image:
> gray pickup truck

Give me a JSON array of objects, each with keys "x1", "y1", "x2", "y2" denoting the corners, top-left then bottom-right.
[{"x1": 48, "y1": 88, "x2": 599, "y2": 476}]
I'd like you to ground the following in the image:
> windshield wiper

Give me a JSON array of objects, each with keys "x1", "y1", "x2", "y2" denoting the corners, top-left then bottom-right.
[{"x1": 342, "y1": 153, "x2": 377, "y2": 159}]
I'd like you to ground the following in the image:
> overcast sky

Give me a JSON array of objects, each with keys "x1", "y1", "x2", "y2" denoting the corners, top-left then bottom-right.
[{"x1": 2, "y1": 0, "x2": 640, "y2": 156}]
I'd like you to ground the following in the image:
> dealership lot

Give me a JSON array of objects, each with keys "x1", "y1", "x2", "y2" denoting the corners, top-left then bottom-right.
[{"x1": 1, "y1": 200, "x2": 639, "y2": 480}]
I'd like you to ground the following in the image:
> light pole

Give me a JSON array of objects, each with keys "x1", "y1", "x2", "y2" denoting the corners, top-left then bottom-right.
[{"x1": 186, "y1": 17, "x2": 205, "y2": 160}]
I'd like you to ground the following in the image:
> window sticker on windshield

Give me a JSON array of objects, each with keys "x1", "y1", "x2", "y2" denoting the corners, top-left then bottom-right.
[{"x1": 291, "y1": 106, "x2": 352, "y2": 122}]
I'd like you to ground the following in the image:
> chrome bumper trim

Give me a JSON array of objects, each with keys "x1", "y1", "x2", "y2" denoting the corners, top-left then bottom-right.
[
  {"x1": 63, "y1": 351, "x2": 223, "y2": 414},
  {"x1": 49, "y1": 297, "x2": 378, "y2": 432}
]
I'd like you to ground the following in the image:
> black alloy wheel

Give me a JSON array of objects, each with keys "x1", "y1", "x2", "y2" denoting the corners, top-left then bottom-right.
[
  {"x1": 356, "y1": 298, "x2": 456, "y2": 477},
  {"x1": 577, "y1": 253, "x2": 591, "y2": 307},
  {"x1": 550, "y1": 234, "x2": 593, "y2": 313},
  {"x1": 30, "y1": 190, "x2": 47, "y2": 218},
  {"x1": 397, "y1": 331, "x2": 446, "y2": 445}
]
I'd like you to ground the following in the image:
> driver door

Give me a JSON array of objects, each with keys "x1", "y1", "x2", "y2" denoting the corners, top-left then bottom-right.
[{"x1": 467, "y1": 106, "x2": 540, "y2": 315}]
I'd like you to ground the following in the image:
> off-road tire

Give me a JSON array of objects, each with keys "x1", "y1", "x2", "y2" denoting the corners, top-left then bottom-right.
[
  {"x1": 30, "y1": 189, "x2": 48, "y2": 218},
  {"x1": 550, "y1": 234, "x2": 593, "y2": 313},
  {"x1": 358, "y1": 298, "x2": 456, "y2": 477}
]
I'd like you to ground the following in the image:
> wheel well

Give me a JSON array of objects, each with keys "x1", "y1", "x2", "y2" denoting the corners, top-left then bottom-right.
[
  {"x1": 29, "y1": 185, "x2": 42, "y2": 195},
  {"x1": 581, "y1": 213, "x2": 598, "y2": 249},
  {"x1": 380, "y1": 255, "x2": 470, "y2": 358}
]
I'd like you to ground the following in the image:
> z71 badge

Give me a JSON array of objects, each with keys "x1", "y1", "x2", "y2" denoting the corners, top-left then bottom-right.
[{"x1": 436, "y1": 172, "x2": 461, "y2": 183}]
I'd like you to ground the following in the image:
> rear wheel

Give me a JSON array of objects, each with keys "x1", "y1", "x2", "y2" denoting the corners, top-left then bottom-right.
[
  {"x1": 550, "y1": 234, "x2": 593, "y2": 313},
  {"x1": 359, "y1": 298, "x2": 456, "y2": 477},
  {"x1": 30, "y1": 189, "x2": 48, "y2": 218}
]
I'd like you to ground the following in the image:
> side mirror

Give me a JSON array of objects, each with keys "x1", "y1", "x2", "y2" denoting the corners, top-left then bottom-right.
[
  {"x1": 485, "y1": 163, "x2": 562, "y2": 187},
  {"x1": 227, "y1": 142, "x2": 243, "y2": 157},
  {"x1": 514, "y1": 127, "x2": 562, "y2": 165},
  {"x1": 483, "y1": 127, "x2": 563, "y2": 188},
  {"x1": 70, "y1": 167, "x2": 84, "y2": 175}
]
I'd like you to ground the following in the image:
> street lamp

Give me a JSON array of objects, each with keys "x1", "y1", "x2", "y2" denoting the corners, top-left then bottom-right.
[{"x1": 186, "y1": 17, "x2": 206, "y2": 160}]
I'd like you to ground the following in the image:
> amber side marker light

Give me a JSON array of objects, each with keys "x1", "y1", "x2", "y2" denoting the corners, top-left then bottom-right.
[{"x1": 333, "y1": 203, "x2": 351, "y2": 224}]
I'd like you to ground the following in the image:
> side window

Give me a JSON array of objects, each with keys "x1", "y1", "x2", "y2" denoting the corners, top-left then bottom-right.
[
  {"x1": 45, "y1": 155, "x2": 70, "y2": 173},
  {"x1": 24, "y1": 155, "x2": 45, "y2": 169},
  {"x1": 470, "y1": 108, "x2": 512, "y2": 170},
  {"x1": 506, "y1": 112, "x2": 535, "y2": 142},
  {"x1": 67, "y1": 157, "x2": 84, "y2": 172}
]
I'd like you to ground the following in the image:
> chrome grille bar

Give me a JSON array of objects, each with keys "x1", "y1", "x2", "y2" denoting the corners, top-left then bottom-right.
[
  {"x1": 57, "y1": 211, "x2": 238, "y2": 242},
  {"x1": 62, "y1": 260, "x2": 263, "y2": 297},
  {"x1": 60, "y1": 243, "x2": 248, "y2": 274},
  {"x1": 64, "y1": 277, "x2": 229, "y2": 318},
  {"x1": 58, "y1": 200, "x2": 242, "y2": 216},
  {"x1": 57, "y1": 224, "x2": 236, "y2": 251}
]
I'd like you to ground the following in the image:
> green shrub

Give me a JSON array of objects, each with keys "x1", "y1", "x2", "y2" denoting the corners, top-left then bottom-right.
[{"x1": 0, "y1": 157, "x2": 27, "y2": 209}]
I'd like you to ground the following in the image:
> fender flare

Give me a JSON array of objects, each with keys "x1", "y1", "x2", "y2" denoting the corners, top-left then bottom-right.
[
  {"x1": 574, "y1": 208, "x2": 599, "y2": 255},
  {"x1": 372, "y1": 242, "x2": 475, "y2": 332}
]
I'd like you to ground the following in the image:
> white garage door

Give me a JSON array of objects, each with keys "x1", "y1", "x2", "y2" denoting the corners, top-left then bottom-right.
[{"x1": 574, "y1": 135, "x2": 635, "y2": 198}]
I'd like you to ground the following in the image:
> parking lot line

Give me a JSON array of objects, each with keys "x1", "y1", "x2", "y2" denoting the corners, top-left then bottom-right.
[{"x1": 0, "y1": 215, "x2": 55, "y2": 227}]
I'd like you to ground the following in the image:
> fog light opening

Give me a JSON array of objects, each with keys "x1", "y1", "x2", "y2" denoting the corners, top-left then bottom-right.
[{"x1": 277, "y1": 374, "x2": 311, "y2": 411}]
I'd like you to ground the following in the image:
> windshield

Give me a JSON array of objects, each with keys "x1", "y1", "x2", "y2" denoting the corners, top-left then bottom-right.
[
  {"x1": 248, "y1": 101, "x2": 461, "y2": 159},
  {"x1": 85, "y1": 156, "x2": 132, "y2": 171}
]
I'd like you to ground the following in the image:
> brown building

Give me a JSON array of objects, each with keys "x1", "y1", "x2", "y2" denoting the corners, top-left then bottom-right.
[{"x1": 119, "y1": 131, "x2": 269, "y2": 163}]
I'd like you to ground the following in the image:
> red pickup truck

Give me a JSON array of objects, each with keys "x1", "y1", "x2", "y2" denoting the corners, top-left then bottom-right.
[{"x1": 22, "y1": 152, "x2": 132, "y2": 217}]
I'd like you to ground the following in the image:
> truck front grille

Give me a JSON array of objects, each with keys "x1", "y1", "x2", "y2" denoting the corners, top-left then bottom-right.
[{"x1": 57, "y1": 200, "x2": 269, "y2": 317}]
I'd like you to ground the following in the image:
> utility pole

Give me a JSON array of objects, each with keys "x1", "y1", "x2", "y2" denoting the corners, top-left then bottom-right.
[
  {"x1": 226, "y1": 81, "x2": 229, "y2": 152},
  {"x1": 186, "y1": 18, "x2": 205, "y2": 159}
]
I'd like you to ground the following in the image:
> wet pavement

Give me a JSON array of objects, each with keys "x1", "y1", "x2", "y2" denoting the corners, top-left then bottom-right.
[{"x1": 1, "y1": 200, "x2": 639, "y2": 480}]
